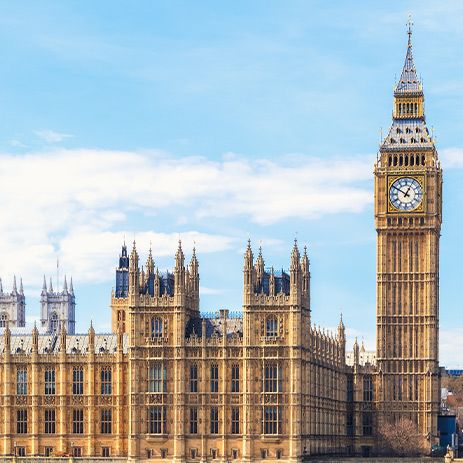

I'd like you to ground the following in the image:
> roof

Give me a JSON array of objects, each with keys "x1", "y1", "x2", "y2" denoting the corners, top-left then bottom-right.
[
  {"x1": 395, "y1": 30, "x2": 422, "y2": 94},
  {"x1": 186, "y1": 312, "x2": 243, "y2": 338},
  {"x1": 0, "y1": 332, "x2": 128, "y2": 355},
  {"x1": 381, "y1": 119, "x2": 433, "y2": 150}
]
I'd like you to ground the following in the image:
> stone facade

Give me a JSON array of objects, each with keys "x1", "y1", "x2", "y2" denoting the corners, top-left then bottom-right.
[
  {"x1": 0, "y1": 277, "x2": 25, "y2": 328},
  {"x1": 374, "y1": 24, "x2": 441, "y2": 440}
]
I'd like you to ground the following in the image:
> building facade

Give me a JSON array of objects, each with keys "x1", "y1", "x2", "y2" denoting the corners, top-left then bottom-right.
[
  {"x1": 0, "y1": 26, "x2": 441, "y2": 461},
  {"x1": 0, "y1": 276, "x2": 25, "y2": 328}
]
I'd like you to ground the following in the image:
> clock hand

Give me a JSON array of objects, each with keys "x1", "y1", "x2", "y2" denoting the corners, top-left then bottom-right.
[
  {"x1": 404, "y1": 186, "x2": 411, "y2": 198},
  {"x1": 391, "y1": 184, "x2": 408, "y2": 195}
]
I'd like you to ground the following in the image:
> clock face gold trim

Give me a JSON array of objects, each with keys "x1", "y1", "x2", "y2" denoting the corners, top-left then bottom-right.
[{"x1": 388, "y1": 175, "x2": 425, "y2": 213}]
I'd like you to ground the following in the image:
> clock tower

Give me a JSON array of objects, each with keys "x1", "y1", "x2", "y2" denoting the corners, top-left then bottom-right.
[{"x1": 374, "y1": 23, "x2": 442, "y2": 440}]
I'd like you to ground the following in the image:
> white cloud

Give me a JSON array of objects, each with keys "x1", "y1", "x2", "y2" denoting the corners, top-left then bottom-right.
[
  {"x1": 440, "y1": 148, "x2": 463, "y2": 168},
  {"x1": 35, "y1": 129, "x2": 73, "y2": 143},
  {"x1": 0, "y1": 147, "x2": 373, "y2": 289},
  {"x1": 440, "y1": 327, "x2": 463, "y2": 368}
]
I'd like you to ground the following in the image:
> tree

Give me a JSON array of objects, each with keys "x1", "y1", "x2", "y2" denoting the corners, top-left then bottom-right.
[{"x1": 377, "y1": 418, "x2": 428, "y2": 456}]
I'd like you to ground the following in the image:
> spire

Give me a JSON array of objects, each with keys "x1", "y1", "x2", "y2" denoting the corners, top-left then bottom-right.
[
  {"x1": 130, "y1": 240, "x2": 139, "y2": 269},
  {"x1": 69, "y1": 277, "x2": 74, "y2": 295},
  {"x1": 19, "y1": 277, "x2": 24, "y2": 295},
  {"x1": 0, "y1": 277, "x2": 3, "y2": 293},
  {"x1": 42, "y1": 275, "x2": 47, "y2": 294},
  {"x1": 256, "y1": 246, "x2": 264, "y2": 273},
  {"x1": 63, "y1": 275, "x2": 68, "y2": 293},
  {"x1": 190, "y1": 245, "x2": 199, "y2": 274},
  {"x1": 49, "y1": 277, "x2": 53, "y2": 293},
  {"x1": 244, "y1": 239, "x2": 253, "y2": 265},
  {"x1": 175, "y1": 239, "x2": 185, "y2": 273},
  {"x1": 301, "y1": 245, "x2": 309, "y2": 272},
  {"x1": 337, "y1": 313, "x2": 345, "y2": 341},
  {"x1": 395, "y1": 16, "x2": 421, "y2": 95},
  {"x1": 290, "y1": 238, "x2": 300, "y2": 269},
  {"x1": 12, "y1": 275, "x2": 17, "y2": 294},
  {"x1": 146, "y1": 244, "x2": 155, "y2": 275}
]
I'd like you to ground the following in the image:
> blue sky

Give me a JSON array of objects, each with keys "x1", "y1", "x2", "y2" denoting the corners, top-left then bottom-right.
[{"x1": 1, "y1": 1, "x2": 463, "y2": 365}]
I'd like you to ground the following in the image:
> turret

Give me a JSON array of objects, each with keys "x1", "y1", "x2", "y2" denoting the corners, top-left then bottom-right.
[
  {"x1": 243, "y1": 239, "x2": 254, "y2": 295},
  {"x1": 337, "y1": 314, "x2": 346, "y2": 363},
  {"x1": 129, "y1": 241, "x2": 139, "y2": 297},
  {"x1": 88, "y1": 321, "x2": 95, "y2": 350},
  {"x1": 189, "y1": 247, "x2": 200, "y2": 308},
  {"x1": 290, "y1": 239, "x2": 301, "y2": 302},
  {"x1": 353, "y1": 337, "x2": 360, "y2": 375},
  {"x1": 146, "y1": 246, "x2": 155, "y2": 275},
  {"x1": 255, "y1": 246, "x2": 265, "y2": 284},
  {"x1": 301, "y1": 245, "x2": 310, "y2": 307},
  {"x1": 174, "y1": 240, "x2": 185, "y2": 296},
  {"x1": 32, "y1": 322, "x2": 39, "y2": 354}
]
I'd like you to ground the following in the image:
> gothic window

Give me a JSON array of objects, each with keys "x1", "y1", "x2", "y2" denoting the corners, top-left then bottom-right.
[
  {"x1": 190, "y1": 364, "x2": 198, "y2": 393},
  {"x1": 210, "y1": 364, "x2": 219, "y2": 393},
  {"x1": 16, "y1": 367, "x2": 28, "y2": 395},
  {"x1": 101, "y1": 367, "x2": 112, "y2": 395},
  {"x1": 266, "y1": 316, "x2": 278, "y2": 337},
  {"x1": 347, "y1": 412, "x2": 354, "y2": 436},
  {"x1": 231, "y1": 407, "x2": 240, "y2": 434},
  {"x1": 231, "y1": 364, "x2": 240, "y2": 393},
  {"x1": 210, "y1": 407, "x2": 219, "y2": 434},
  {"x1": 151, "y1": 317, "x2": 163, "y2": 338},
  {"x1": 263, "y1": 406, "x2": 281, "y2": 435},
  {"x1": 101, "y1": 409, "x2": 112, "y2": 434},
  {"x1": 44, "y1": 368, "x2": 56, "y2": 395},
  {"x1": 50, "y1": 312, "x2": 59, "y2": 333},
  {"x1": 263, "y1": 363, "x2": 282, "y2": 393},
  {"x1": 347, "y1": 376, "x2": 354, "y2": 402},
  {"x1": 190, "y1": 407, "x2": 198, "y2": 434},
  {"x1": 72, "y1": 366, "x2": 84, "y2": 395},
  {"x1": 363, "y1": 376, "x2": 373, "y2": 402},
  {"x1": 0, "y1": 312, "x2": 8, "y2": 328},
  {"x1": 17, "y1": 409, "x2": 28, "y2": 434},
  {"x1": 148, "y1": 406, "x2": 167, "y2": 434},
  {"x1": 72, "y1": 409, "x2": 84, "y2": 434},
  {"x1": 44, "y1": 409, "x2": 56, "y2": 434},
  {"x1": 148, "y1": 363, "x2": 167, "y2": 393},
  {"x1": 362, "y1": 412, "x2": 373, "y2": 436}
]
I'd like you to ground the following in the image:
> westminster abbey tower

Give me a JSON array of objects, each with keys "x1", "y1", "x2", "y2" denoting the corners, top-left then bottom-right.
[{"x1": 374, "y1": 23, "x2": 442, "y2": 438}]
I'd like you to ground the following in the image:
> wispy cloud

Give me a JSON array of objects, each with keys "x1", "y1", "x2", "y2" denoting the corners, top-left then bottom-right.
[
  {"x1": 0, "y1": 147, "x2": 373, "y2": 289},
  {"x1": 35, "y1": 129, "x2": 73, "y2": 143},
  {"x1": 440, "y1": 148, "x2": 463, "y2": 168}
]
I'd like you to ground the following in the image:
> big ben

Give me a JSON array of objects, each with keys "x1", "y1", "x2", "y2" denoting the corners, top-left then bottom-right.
[{"x1": 375, "y1": 22, "x2": 442, "y2": 440}]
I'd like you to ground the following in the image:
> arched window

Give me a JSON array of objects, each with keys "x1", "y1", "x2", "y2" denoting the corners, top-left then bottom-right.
[
  {"x1": 151, "y1": 317, "x2": 163, "y2": 338},
  {"x1": 0, "y1": 312, "x2": 8, "y2": 328},
  {"x1": 266, "y1": 316, "x2": 278, "y2": 337},
  {"x1": 50, "y1": 312, "x2": 59, "y2": 333}
]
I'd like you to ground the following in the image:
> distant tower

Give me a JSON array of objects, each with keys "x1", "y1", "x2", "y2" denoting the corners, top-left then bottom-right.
[
  {"x1": 115, "y1": 242, "x2": 129, "y2": 297},
  {"x1": 40, "y1": 275, "x2": 76, "y2": 334},
  {"x1": 0, "y1": 276, "x2": 25, "y2": 327}
]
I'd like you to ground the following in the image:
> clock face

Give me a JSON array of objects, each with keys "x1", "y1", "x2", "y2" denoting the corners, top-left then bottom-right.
[{"x1": 389, "y1": 177, "x2": 423, "y2": 211}]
